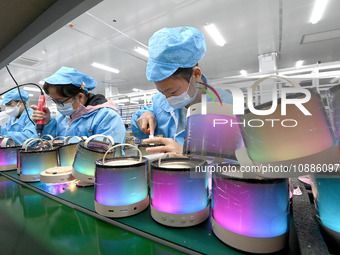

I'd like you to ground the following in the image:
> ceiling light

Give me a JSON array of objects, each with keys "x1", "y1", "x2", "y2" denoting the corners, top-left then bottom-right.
[
  {"x1": 240, "y1": 70, "x2": 247, "y2": 76},
  {"x1": 309, "y1": 0, "x2": 329, "y2": 24},
  {"x1": 295, "y1": 60, "x2": 304, "y2": 68},
  {"x1": 91, "y1": 62, "x2": 119, "y2": 73},
  {"x1": 132, "y1": 88, "x2": 142, "y2": 92},
  {"x1": 29, "y1": 93, "x2": 34, "y2": 97},
  {"x1": 204, "y1": 23, "x2": 226, "y2": 46},
  {"x1": 39, "y1": 80, "x2": 44, "y2": 85},
  {"x1": 134, "y1": 47, "x2": 149, "y2": 58},
  {"x1": 23, "y1": 86, "x2": 41, "y2": 92}
]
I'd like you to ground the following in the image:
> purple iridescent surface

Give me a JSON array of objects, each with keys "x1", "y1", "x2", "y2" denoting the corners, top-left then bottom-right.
[
  {"x1": 212, "y1": 175, "x2": 289, "y2": 238},
  {"x1": 0, "y1": 148, "x2": 17, "y2": 166},
  {"x1": 184, "y1": 114, "x2": 242, "y2": 158},
  {"x1": 151, "y1": 167, "x2": 208, "y2": 214}
]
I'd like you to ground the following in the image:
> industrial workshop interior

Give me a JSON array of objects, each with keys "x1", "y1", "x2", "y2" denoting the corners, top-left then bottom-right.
[{"x1": 0, "y1": 0, "x2": 340, "y2": 254}]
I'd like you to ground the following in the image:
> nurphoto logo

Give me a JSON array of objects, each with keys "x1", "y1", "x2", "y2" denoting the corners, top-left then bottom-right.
[{"x1": 200, "y1": 82, "x2": 312, "y2": 128}]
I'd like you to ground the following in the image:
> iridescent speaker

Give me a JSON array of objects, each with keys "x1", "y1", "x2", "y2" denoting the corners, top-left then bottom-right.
[
  {"x1": 58, "y1": 136, "x2": 82, "y2": 167},
  {"x1": 20, "y1": 139, "x2": 59, "y2": 182},
  {"x1": 17, "y1": 138, "x2": 36, "y2": 175},
  {"x1": 138, "y1": 142, "x2": 164, "y2": 186},
  {"x1": 238, "y1": 75, "x2": 336, "y2": 163},
  {"x1": 40, "y1": 166, "x2": 76, "y2": 184},
  {"x1": 212, "y1": 165, "x2": 290, "y2": 253},
  {"x1": 72, "y1": 135, "x2": 121, "y2": 183},
  {"x1": 95, "y1": 144, "x2": 149, "y2": 218},
  {"x1": 150, "y1": 156, "x2": 209, "y2": 227},
  {"x1": 0, "y1": 138, "x2": 19, "y2": 171},
  {"x1": 184, "y1": 102, "x2": 242, "y2": 159},
  {"x1": 326, "y1": 84, "x2": 340, "y2": 141},
  {"x1": 311, "y1": 174, "x2": 340, "y2": 244},
  {"x1": 138, "y1": 143, "x2": 164, "y2": 156}
]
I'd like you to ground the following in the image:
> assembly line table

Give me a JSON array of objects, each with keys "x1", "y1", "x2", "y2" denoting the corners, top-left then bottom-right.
[{"x1": 0, "y1": 170, "x2": 301, "y2": 255}]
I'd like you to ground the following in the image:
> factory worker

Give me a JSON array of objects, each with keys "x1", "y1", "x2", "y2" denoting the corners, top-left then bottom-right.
[
  {"x1": 31, "y1": 67, "x2": 126, "y2": 144},
  {"x1": 131, "y1": 26, "x2": 233, "y2": 154},
  {"x1": 0, "y1": 89, "x2": 38, "y2": 144}
]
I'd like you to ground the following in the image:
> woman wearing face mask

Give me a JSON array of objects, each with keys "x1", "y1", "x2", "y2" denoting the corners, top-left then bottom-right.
[
  {"x1": 131, "y1": 26, "x2": 233, "y2": 154},
  {"x1": 0, "y1": 89, "x2": 38, "y2": 144},
  {"x1": 31, "y1": 66, "x2": 126, "y2": 143}
]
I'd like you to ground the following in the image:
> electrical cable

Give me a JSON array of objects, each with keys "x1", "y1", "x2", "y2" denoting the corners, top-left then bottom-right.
[{"x1": 3, "y1": 66, "x2": 45, "y2": 130}]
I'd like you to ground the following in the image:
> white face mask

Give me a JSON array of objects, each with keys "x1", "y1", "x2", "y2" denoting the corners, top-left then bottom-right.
[
  {"x1": 5, "y1": 102, "x2": 21, "y2": 117},
  {"x1": 56, "y1": 98, "x2": 76, "y2": 116},
  {"x1": 166, "y1": 78, "x2": 197, "y2": 109}
]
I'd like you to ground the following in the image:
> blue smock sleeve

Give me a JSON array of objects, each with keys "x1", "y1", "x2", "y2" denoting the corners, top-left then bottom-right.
[
  {"x1": 1, "y1": 113, "x2": 38, "y2": 145},
  {"x1": 40, "y1": 116, "x2": 58, "y2": 137},
  {"x1": 92, "y1": 109, "x2": 126, "y2": 144}
]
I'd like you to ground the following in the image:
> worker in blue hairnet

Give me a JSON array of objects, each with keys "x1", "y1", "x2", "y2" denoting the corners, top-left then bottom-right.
[
  {"x1": 0, "y1": 89, "x2": 38, "y2": 144},
  {"x1": 131, "y1": 26, "x2": 233, "y2": 154},
  {"x1": 31, "y1": 67, "x2": 126, "y2": 144}
]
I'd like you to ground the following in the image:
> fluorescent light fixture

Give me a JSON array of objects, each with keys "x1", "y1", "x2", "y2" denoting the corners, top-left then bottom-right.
[
  {"x1": 204, "y1": 23, "x2": 226, "y2": 46},
  {"x1": 295, "y1": 60, "x2": 304, "y2": 68},
  {"x1": 118, "y1": 103, "x2": 125, "y2": 106},
  {"x1": 39, "y1": 80, "x2": 44, "y2": 85},
  {"x1": 23, "y1": 86, "x2": 41, "y2": 92},
  {"x1": 29, "y1": 93, "x2": 34, "y2": 97},
  {"x1": 309, "y1": 0, "x2": 329, "y2": 24},
  {"x1": 91, "y1": 62, "x2": 119, "y2": 73},
  {"x1": 134, "y1": 47, "x2": 149, "y2": 57},
  {"x1": 279, "y1": 63, "x2": 340, "y2": 75},
  {"x1": 132, "y1": 88, "x2": 142, "y2": 92},
  {"x1": 240, "y1": 70, "x2": 247, "y2": 76}
]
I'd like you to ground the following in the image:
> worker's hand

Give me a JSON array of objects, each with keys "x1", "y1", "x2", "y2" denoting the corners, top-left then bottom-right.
[
  {"x1": 31, "y1": 105, "x2": 51, "y2": 124},
  {"x1": 143, "y1": 137, "x2": 183, "y2": 154},
  {"x1": 137, "y1": 111, "x2": 157, "y2": 135}
]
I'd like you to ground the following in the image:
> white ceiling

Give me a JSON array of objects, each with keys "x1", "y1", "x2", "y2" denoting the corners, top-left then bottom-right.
[{"x1": 1, "y1": 0, "x2": 340, "y2": 102}]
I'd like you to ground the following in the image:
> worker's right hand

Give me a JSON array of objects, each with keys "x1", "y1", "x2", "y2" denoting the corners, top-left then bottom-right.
[
  {"x1": 137, "y1": 111, "x2": 156, "y2": 135},
  {"x1": 31, "y1": 105, "x2": 51, "y2": 124}
]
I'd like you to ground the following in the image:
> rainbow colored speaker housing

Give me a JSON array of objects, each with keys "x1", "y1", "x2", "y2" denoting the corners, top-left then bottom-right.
[
  {"x1": 0, "y1": 138, "x2": 20, "y2": 171},
  {"x1": 58, "y1": 136, "x2": 82, "y2": 167},
  {"x1": 211, "y1": 165, "x2": 289, "y2": 253},
  {"x1": 150, "y1": 157, "x2": 209, "y2": 227},
  {"x1": 311, "y1": 175, "x2": 340, "y2": 244},
  {"x1": 95, "y1": 144, "x2": 149, "y2": 218},
  {"x1": 238, "y1": 89, "x2": 335, "y2": 163},
  {"x1": 20, "y1": 139, "x2": 59, "y2": 182},
  {"x1": 326, "y1": 84, "x2": 340, "y2": 141},
  {"x1": 72, "y1": 135, "x2": 120, "y2": 183},
  {"x1": 183, "y1": 102, "x2": 242, "y2": 159}
]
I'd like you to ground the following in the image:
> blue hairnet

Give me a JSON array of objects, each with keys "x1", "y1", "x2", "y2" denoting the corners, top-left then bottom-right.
[
  {"x1": 146, "y1": 26, "x2": 207, "y2": 82},
  {"x1": 1, "y1": 89, "x2": 29, "y2": 105},
  {"x1": 44, "y1": 66, "x2": 97, "y2": 91}
]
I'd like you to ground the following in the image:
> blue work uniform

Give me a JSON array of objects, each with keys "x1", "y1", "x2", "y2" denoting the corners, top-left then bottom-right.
[
  {"x1": 0, "y1": 107, "x2": 38, "y2": 145},
  {"x1": 131, "y1": 75, "x2": 233, "y2": 145},
  {"x1": 42, "y1": 94, "x2": 126, "y2": 144}
]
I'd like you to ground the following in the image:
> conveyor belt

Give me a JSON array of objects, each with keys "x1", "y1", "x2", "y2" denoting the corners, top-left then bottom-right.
[{"x1": 1, "y1": 170, "x2": 300, "y2": 255}]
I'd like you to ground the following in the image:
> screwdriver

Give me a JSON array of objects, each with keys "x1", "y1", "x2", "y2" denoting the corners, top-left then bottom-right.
[{"x1": 36, "y1": 94, "x2": 46, "y2": 137}]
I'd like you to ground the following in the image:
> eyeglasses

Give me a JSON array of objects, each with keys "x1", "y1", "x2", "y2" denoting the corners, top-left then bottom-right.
[{"x1": 50, "y1": 96, "x2": 74, "y2": 106}]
